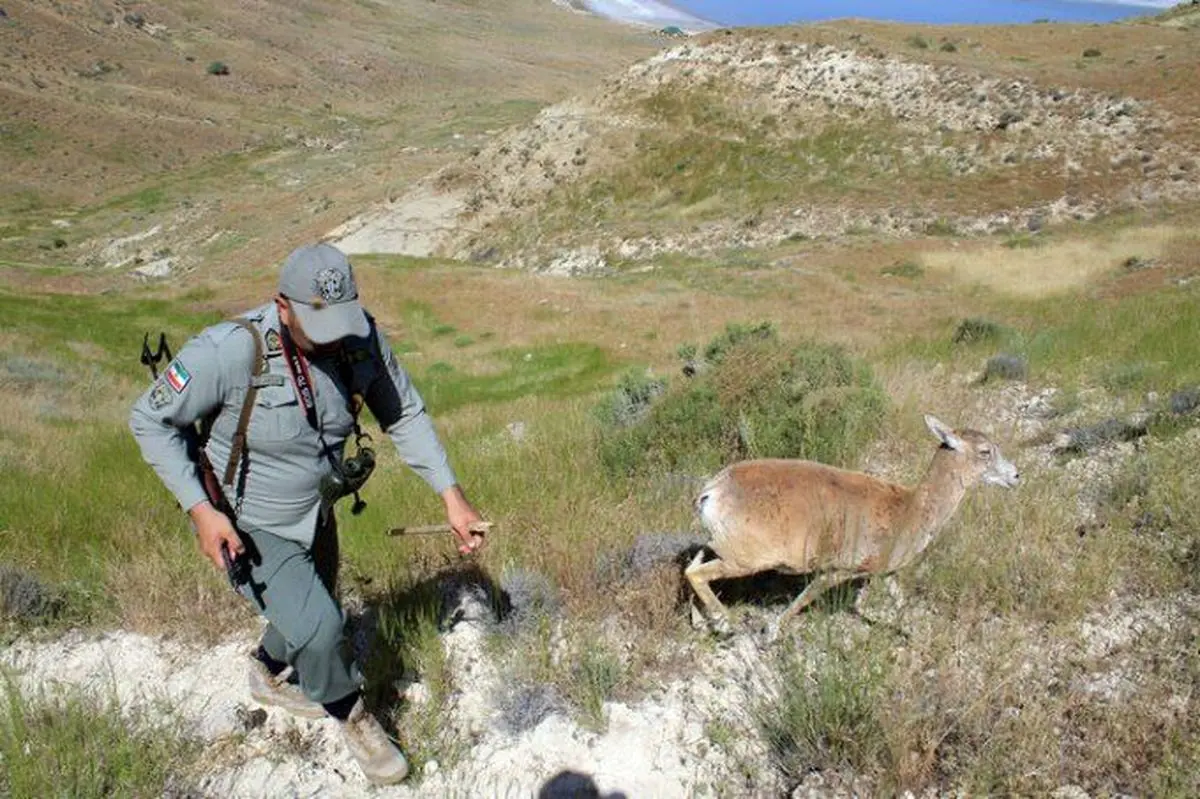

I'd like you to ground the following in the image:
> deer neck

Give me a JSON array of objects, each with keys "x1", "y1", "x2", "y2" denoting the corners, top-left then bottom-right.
[{"x1": 902, "y1": 447, "x2": 970, "y2": 554}]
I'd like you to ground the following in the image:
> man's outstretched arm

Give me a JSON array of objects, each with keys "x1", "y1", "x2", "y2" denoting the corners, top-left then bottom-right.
[{"x1": 363, "y1": 322, "x2": 485, "y2": 553}]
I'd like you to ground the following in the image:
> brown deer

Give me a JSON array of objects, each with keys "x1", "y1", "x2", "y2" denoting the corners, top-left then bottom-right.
[{"x1": 686, "y1": 415, "x2": 1019, "y2": 642}]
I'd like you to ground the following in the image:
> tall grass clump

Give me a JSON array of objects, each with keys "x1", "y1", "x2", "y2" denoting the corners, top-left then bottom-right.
[
  {"x1": 595, "y1": 322, "x2": 887, "y2": 478},
  {"x1": 757, "y1": 636, "x2": 891, "y2": 784},
  {"x1": 0, "y1": 680, "x2": 199, "y2": 797},
  {"x1": 358, "y1": 561, "x2": 463, "y2": 773}
]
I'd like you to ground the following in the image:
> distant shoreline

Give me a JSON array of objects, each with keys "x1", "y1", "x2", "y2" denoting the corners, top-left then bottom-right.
[
  {"x1": 558, "y1": 0, "x2": 1177, "y2": 31},
  {"x1": 554, "y1": 0, "x2": 719, "y2": 33}
]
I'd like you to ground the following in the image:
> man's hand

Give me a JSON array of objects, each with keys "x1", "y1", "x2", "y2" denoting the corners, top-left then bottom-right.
[
  {"x1": 441, "y1": 485, "x2": 486, "y2": 556},
  {"x1": 189, "y1": 501, "x2": 243, "y2": 571}
]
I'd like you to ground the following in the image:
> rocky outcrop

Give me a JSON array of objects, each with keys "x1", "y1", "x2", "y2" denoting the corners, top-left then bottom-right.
[{"x1": 332, "y1": 37, "x2": 1199, "y2": 271}]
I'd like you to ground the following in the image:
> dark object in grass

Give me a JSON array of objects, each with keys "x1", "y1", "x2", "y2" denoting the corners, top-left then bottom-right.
[
  {"x1": 1169, "y1": 387, "x2": 1200, "y2": 416},
  {"x1": 206, "y1": 61, "x2": 230, "y2": 76},
  {"x1": 1055, "y1": 417, "x2": 1148, "y2": 454},
  {"x1": 952, "y1": 317, "x2": 1004, "y2": 345},
  {"x1": 497, "y1": 567, "x2": 561, "y2": 636},
  {"x1": 0, "y1": 564, "x2": 61, "y2": 621},
  {"x1": 497, "y1": 681, "x2": 565, "y2": 734},
  {"x1": 597, "y1": 532, "x2": 708, "y2": 583},
  {"x1": 1123, "y1": 255, "x2": 1156, "y2": 271},
  {"x1": 1082, "y1": 48, "x2": 1102, "y2": 58},
  {"x1": 995, "y1": 110, "x2": 1024, "y2": 131},
  {"x1": 880, "y1": 260, "x2": 923, "y2": 279},
  {"x1": 981, "y1": 354, "x2": 1027, "y2": 383}
]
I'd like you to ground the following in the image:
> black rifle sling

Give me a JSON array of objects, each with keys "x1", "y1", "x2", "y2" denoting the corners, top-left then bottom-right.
[{"x1": 222, "y1": 319, "x2": 267, "y2": 491}]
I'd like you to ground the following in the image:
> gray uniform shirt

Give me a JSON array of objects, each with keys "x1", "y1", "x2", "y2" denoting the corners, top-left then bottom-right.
[{"x1": 129, "y1": 302, "x2": 457, "y2": 546}]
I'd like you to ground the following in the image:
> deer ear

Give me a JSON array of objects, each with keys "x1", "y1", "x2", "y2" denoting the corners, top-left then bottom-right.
[{"x1": 925, "y1": 414, "x2": 966, "y2": 451}]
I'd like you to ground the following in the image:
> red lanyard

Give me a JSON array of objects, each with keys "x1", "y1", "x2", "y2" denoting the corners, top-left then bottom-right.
[{"x1": 280, "y1": 327, "x2": 321, "y2": 433}]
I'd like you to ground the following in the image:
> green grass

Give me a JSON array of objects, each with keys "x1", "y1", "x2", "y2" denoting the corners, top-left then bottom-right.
[
  {"x1": 357, "y1": 564, "x2": 464, "y2": 775},
  {"x1": 0, "y1": 121, "x2": 56, "y2": 161},
  {"x1": 893, "y1": 283, "x2": 1200, "y2": 399},
  {"x1": 419, "y1": 343, "x2": 614, "y2": 414},
  {"x1": 522, "y1": 86, "x2": 953, "y2": 243},
  {"x1": 569, "y1": 641, "x2": 624, "y2": 730},
  {"x1": 596, "y1": 324, "x2": 887, "y2": 478},
  {"x1": 881, "y1": 260, "x2": 924, "y2": 279},
  {"x1": 565, "y1": 123, "x2": 921, "y2": 228},
  {"x1": 0, "y1": 428, "x2": 212, "y2": 627},
  {"x1": 0, "y1": 291, "x2": 223, "y2": 379},
  {"x1": 0, "y1": 678, "x2": 199, "y2": 797},
  {"x1": 758, "y1": 632, "x2": 890, "y2": 782}
]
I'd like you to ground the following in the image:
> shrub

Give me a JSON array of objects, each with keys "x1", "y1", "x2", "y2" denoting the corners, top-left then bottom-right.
[
  {"x1": 0, "y1": 565, "x2": 60, "y2": 622},
  {"x1": 1082, "y1": 48, "x2": 1102, "y2": 58},
  {"x1": 593, "y1": 369, "x2": 667, "y2": 431},
  {"x1": 206, "y1": 61, "x2": 230, "y2": 76},
  {"x1": 881, "y1": 260, "x2": 923, "y2": 279},
  {"x1": 0, "y1": 681, "x2": 199, "y2": 797},
  {"x1": 907, "y1": 34, "x2": 930, "y2": 50},
  {"x1": 981, "y1": 354, "x2": 1028, "y2": 383},
  {"x1": 757, "y1": 641, "x2": 890, "y2": 781},
  {"x1": 952, "y1": 317, "x2": 1005, "y2": 345},
  {"x1": 497, "y1": 681, "x2": 563, "y2": 734},
  {"x1": 595, "y1": 323, "x2": 887, "y2": 478}
]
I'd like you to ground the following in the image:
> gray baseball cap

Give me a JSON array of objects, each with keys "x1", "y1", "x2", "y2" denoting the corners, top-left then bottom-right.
[{"x1": 278, "y1": 243, "x2": 370, "y2": 344}]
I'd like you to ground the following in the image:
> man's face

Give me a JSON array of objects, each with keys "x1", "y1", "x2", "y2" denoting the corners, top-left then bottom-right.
[{"x1": 275, "y1": 295, "x2": 341, "y2": 355}]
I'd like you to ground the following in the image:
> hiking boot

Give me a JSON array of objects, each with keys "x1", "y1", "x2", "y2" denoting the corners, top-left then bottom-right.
[
  {"x1": 340, "y1": 698, "x2": 409, "y2": 785},
  {"x1": 247, "y1": 654, "x2": 326, "y2": 720}
]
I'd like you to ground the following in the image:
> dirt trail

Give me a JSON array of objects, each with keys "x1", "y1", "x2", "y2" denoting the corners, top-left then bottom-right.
[{"x1": 2, "y1": 607, "x2": 778, "y2": 798}]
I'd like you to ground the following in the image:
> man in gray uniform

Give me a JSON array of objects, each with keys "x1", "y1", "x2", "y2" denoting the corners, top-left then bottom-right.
[{"x1": 130, "y1": 242, "x2": 484, "y2": 785}]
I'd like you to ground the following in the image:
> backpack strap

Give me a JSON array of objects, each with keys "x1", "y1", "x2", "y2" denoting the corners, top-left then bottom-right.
[{"x1": 222, "y1": 318, "x2": 267, "y2": 491}]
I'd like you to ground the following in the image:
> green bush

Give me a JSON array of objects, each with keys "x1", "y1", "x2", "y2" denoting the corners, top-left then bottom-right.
[
  {"x1": 206, "y1": 61, "x2": 230, "y2": 76},
  {"x1": 757, "y1": 641, "x2": 890, "y2": 780},
  {"x1": 952, "y1": 317, "x2": 1006, "y2": 345},
  {"x1": 595, "y1": 323, "x2": 887, "y2": 478},
  {"x1": 881, "y1": 260, "x2": 923, "y2": 279}
]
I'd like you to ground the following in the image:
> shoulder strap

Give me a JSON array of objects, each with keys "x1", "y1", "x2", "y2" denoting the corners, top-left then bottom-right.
[{"x1": 222, "y1": 318, "x2": 266, "y2": 490}]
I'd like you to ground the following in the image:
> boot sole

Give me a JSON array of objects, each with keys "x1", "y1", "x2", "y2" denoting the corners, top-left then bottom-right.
[{"x1": 249, "y1": 688, "x2": 328, "y2": 719}]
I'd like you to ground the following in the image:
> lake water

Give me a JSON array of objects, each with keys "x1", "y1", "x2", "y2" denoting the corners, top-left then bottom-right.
[{"x1": 584, "y1": 0, "x2": 1174, "y2": 30}]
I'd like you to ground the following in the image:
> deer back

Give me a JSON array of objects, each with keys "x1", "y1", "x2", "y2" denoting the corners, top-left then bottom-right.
[{"x1": 697, "y1": 458, "x2": 914, "y2": 574}]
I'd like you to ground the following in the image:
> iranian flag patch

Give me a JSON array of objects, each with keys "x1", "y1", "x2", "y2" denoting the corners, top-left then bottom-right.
[{"x1": 165, "y1": 360, "x2": 192, "y2": 393}]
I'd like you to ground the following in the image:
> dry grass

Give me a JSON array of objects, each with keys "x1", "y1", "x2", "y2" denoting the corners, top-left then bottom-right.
[
  {"x1": 922, "y1": 224, "x2": 1187, "y2": 297},
  {"x1": 3, "y1": 5, "x2": 1199, "y2": 791},
  {"x1": 0, "y1": 0, "x2": 658, "y2": 283}
]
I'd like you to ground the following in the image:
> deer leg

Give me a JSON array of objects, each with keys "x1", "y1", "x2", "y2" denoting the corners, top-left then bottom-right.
[
  {"x1": 684, "y1": 550, "x2": 758, "y2": 636},
  {"x1": 765, "y1": 571, "x2": 856, "y2": 645}
]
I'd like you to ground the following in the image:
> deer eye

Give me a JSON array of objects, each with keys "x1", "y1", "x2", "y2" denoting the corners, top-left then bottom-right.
[{"x1": 978, "y1": 447, "x2": 993, "y2": 458}]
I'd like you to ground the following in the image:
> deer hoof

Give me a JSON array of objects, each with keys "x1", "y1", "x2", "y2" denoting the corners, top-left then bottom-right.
[
  {"x1": 712, "y1": 615, "x2": 735, "y2": 638},
  {"x1": 761, "y1": 621, "x2": 784, "y2": 647}
]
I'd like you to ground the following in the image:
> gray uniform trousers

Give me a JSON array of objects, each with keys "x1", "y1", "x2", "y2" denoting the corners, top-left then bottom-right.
[{"x1": 236, "y1": 512, "x2": 363, "y2": 705}]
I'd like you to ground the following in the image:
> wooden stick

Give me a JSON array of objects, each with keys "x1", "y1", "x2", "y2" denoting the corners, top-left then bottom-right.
[{"x1": 387, "y1": 521, "x2": 493, "y2": 537}]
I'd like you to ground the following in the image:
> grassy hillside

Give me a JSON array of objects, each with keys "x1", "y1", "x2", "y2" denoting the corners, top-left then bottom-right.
[
  {"x1": 0, "y1": 0, "x2": 658, "y2": 278},
  {"x1": 2, "y1": 5, "x2": 1199, "y2": 796}
]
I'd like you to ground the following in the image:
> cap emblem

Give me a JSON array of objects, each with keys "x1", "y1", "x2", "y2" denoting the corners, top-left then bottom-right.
[{"x1": 313, "y1": 267, "x2": 349, "y2": 303}]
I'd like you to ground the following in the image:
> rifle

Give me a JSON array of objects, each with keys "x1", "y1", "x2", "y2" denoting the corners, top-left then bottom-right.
[
  {"x1": 140, "y1": 332, "x2": 173, "y2": 379},
  {"x1": 139, "y1": 330, "x2": 243, "y2": 591}
]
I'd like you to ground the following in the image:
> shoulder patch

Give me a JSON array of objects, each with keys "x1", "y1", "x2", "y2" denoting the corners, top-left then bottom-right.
[
  {"x1": 148, "y1": 380, "x2": 173, "y2": 410},
  {"x1": 264, "y1": 328, "x2": 282, "y2": 355},
  {"x1": 164, "y1": 360, "x2": 192, "y2": 393}
]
